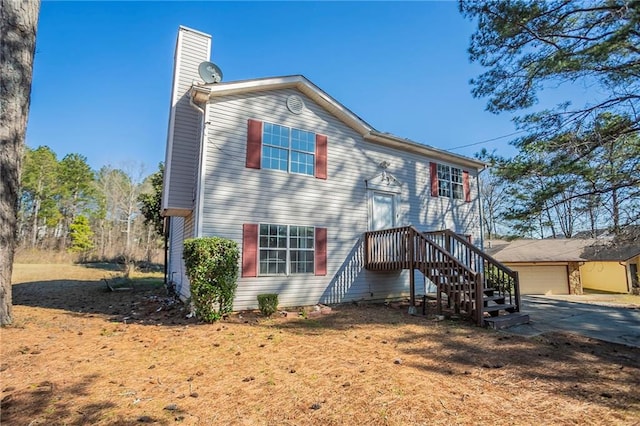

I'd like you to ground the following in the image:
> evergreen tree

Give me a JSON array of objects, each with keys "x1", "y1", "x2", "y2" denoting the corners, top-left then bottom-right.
[
  {"x1": 138, "y1": 163, "x2": 164, "y2": 237},
  {"x1": 462, "y1": 0, "x2": 640, "y2": 236},
  {"x1": 57, "y1": 153, "x2": 96, "y2": 249},
  {"x1": 68, "y1": 215, "x2": 94, "y2": 253},
  {"x1": 0, "y1": 0, "x2": 41, "y2": 325},
  {"x1": 21, "y1": 146, "x2": 59, "y2": 246}
]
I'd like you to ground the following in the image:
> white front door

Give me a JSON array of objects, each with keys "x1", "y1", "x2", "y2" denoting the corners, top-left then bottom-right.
[{"x1": 371, "y1": 192, "x2": 395, "y2": 230}]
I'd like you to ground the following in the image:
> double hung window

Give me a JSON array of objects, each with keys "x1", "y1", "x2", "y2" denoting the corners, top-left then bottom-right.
[
  {"x1": 437, "y1": 164, "x2": 464, "y2": 200},
  {"x1": 259, "y1": 224, "x2": 315, "y2": 275},
  {"x1": 261, "y1": 123, "x2": 316, "y2": 176}
]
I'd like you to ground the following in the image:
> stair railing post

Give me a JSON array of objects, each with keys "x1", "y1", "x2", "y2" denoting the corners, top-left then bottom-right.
[
  {"x1": 445, "y1": 231, "x2": 451, "y2": 254},
  {"x1": 475, "y1": 272, "x2": 484, "y2": 326},
  {"x1": 364, "y1": 232, "x2": 370, "y2": 268},
  {"x1": 513, "y1": 270, "x2": 521, "y2": 313}
]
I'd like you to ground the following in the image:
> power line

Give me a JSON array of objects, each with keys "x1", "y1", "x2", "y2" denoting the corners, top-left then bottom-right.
[{"x1": 448, "y1": 130, "x2": 526, "y2": 151}]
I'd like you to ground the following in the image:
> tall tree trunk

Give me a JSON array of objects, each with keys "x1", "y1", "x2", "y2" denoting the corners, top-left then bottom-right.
[
  {"x1": 31, "y1": 192, "x2": 39, "y2": 247},
  {"x1": 145, "y1": 224, "x2": 153, "y2": 263},
  {"x1": 611, "y1": 187, "x2": 620, "y2": 235},
  {"x1": 0, "y1": 0, "x2": 40, "y2": 325},
  {"x1": 543, "y1": 204, "x2": 557, "y2": 239}
]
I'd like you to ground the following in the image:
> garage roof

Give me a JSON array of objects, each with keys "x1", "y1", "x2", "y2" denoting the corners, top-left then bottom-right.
[{"x1": 486, "y1": 239, "x2": 640, "y2": 263}]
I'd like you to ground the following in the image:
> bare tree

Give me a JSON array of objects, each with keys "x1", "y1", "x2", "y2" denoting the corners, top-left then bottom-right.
[
  {"x1": 480, "y1": 171, "x2": 507, "y2": 240},
  {"x1": 1, "y1": 0, "x2": 40, "y2": 325},
  {"x1": 96, "y1": 163, "x2": 146, "y2": 274}
]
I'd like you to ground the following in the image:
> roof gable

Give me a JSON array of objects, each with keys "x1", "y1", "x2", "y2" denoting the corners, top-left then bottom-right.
[{"x1": 190, "y1": 75, "x2": 486, "y2": 171}]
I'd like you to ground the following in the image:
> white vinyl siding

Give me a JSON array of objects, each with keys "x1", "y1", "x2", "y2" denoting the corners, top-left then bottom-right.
[
  {"x1": 168, "y1": 217, "x2": 189, "y2": 299},
  {"x1": 192, "y1": 87, "x2": 482, "y2": 310}
]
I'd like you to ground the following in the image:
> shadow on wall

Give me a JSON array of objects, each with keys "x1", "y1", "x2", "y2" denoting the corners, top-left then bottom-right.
[
  {"x1": 321, "y1": 238, "x2": 365, "y2": 304},
  {"x1": 320, "y1": 236, "x2": 407, "y2": 305}
]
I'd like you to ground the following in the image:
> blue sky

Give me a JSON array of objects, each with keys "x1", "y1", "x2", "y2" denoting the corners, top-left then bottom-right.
[{"x1": 28, "y1": 1, "x2": 524, "y2": 173}]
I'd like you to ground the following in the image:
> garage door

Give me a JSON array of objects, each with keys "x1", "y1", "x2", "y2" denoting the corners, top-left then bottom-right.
[{"x1": 509, "y1": 265, "x2": 569, "y2": 295}]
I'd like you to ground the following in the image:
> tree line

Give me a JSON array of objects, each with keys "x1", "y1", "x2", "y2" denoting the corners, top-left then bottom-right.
[
  {"x1": 464, "y1": 0, "x2": 640, "y2": 241},
  {"x1": 19, "y1": 145, "x2": 164, "y2": 266}
]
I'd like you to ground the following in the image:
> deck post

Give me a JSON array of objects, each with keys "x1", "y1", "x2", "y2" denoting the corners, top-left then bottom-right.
[
  {"x1": 408, "y1": 228, "x2": 416, "y2": 315},
  {"x1": 475, "y1": 273, "x2": 484, "y2": 326},
  {"x1": 363, "y1": 232, "x2": 369, "y2": 268},
  {"x1": 513, "y1": 270, "x2": 521, "y2": 312}
]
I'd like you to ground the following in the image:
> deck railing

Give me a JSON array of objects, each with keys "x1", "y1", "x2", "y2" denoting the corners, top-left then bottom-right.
[{"x1": 423, "y1": 230, "x2": 521, "y2": 314}]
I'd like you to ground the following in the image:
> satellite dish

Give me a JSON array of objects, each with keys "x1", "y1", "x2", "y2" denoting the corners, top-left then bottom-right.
[{"x1": 198, "y1": 61, "x2": 223, "y2": 83}]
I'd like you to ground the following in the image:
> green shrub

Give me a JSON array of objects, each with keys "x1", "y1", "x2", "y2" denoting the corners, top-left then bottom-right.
[
  {"x1": 257, "y1": 293, "x2": 279, "y2": 316},
  {"x1": 183, "y1": 237, "x2": 239, "y2": 322}
]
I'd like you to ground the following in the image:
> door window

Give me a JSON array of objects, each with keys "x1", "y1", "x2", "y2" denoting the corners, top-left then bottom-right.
[{"x1": 371, "y1": 192, "x2": 395, "y2": 230}]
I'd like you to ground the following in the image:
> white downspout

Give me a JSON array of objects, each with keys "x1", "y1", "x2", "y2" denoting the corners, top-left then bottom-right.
[{"x1": 190, "y1": 95, "x2": 206, "y2": 238}]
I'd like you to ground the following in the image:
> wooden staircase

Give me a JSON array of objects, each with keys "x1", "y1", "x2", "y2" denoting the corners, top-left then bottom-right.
[{"x1": 364, "y1": 226, "x2": 529, "y2": 328}]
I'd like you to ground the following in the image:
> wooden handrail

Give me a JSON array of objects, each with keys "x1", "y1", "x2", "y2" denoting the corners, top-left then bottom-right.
[
  {"x1": 423, "y1": 229, "x2": 521, "y2": 314},
  {"x1": 424, "y1": 229, "x2": 515, "y2": 275},
  {"x1": 412, "y1": 229, "x2": 476, "y2": 276}
]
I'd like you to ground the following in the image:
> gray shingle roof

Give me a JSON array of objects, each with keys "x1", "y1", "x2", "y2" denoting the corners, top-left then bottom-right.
[{"x1": 485, "y1": 238, "x2": 640, "y2": 262}]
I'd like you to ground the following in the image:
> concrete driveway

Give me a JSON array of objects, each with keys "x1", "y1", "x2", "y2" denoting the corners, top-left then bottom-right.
[{"x1": 504, "y1": 295, "x2": 640, "y2": 348}]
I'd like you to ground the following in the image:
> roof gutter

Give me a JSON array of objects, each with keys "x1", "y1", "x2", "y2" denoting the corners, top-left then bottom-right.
[{"x1": 189, "y1": 88, "x2": 208, "y2": 238}]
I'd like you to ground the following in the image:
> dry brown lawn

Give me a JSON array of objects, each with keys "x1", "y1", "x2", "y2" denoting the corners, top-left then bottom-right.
[{"x1": 2, "y1": 263, "x2": 639, "y2": 425}]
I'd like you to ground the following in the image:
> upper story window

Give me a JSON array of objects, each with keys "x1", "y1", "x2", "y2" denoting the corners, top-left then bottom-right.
[
  {"x1": 262, "y1": 123, "x2": 316, "y2": 176},
  {"x1": 246, "y1": 119, "x2": 328, "y2": 180},
  {"x1": 437, "y1": 164, "x2": 464, "y2": 199},
  {"x1": 430, "y1": 162, "x2": 471, "y2": 202}
]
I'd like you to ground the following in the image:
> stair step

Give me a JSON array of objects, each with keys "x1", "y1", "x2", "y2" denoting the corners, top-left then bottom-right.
[
  {"x1": 483, "y1": 288, "x2": 496, "y2": 295},
  {"x1": 483, "y1": 303, "x2": 515, "y2": 313},
  {"x1": 483, "y1": 295, "x2": 505, "y2": 302},
  {"x1": 484, "y1": 313, "x2": 530, "y2": 330}
]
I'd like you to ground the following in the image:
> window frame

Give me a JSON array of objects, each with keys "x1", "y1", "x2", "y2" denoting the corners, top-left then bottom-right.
[
  {"x1": 261, "y1": 122, "x2": 316, "y2": 176},
  {"x1": 258, "y1": 223, "x2": 315, "y2": 276},
  {"x1": 437, "y1": 164, "x2": 464, "y2": 200}
]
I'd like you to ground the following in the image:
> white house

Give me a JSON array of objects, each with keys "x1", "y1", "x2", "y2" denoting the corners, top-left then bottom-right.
[{"x1": 162, "y1": 26, "x2": 488, "y2": 311}]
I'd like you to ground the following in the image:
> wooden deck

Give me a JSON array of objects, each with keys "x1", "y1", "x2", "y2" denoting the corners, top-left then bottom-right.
[{"x1": 364, "y1": 226, "x2": 525, "y2": 327}]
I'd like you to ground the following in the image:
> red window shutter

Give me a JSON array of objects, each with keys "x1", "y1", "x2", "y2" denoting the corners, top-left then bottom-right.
[
  {"x1": 430, "y1": 162, "x2": 439, "y2": 197},
  {"x1": 242, "y1": 224, "x2": 258, "y2": 277},
  {"x1": 463, "y1": 170, "x2": 471, "y2": 203},
  {"x1": 246, "y1": 119, "x2": 262, "y2": 169},
  {"x1": 315, "y1": 227, "x2": 327, "y2": 276},
  {"x1": 315, "y1": 134, "x2": 328, "y2": 180}
]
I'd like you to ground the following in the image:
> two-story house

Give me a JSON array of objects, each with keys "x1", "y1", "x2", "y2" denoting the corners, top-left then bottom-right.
[{"x1": 163, "y1": 26, "x2": 505, "y2": 317}]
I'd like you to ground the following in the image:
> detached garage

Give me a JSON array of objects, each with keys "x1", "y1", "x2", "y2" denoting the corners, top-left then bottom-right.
[
  {"x1": 485, "y1": 239, "x2": 586, "y2": 295},
  {"x1": 486, "y1": 238, "x2": 640, "y2": 295}
]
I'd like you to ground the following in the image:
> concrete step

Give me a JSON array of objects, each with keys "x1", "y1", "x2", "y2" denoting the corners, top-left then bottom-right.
[{"x1": 484, "y1": 313, "x2": 530, "y2": 330}]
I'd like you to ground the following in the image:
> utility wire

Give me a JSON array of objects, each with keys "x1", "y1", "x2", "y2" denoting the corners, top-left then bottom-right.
[{"x1": 448, "y1": 131, "x2": 527, "y2": 151}]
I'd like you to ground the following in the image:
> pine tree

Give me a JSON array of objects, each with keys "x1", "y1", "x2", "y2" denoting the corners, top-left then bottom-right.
[
  {"x1": 1, "y1": 0, "x2": 41, "y2": 325},
  {"x1": 68, "y1": 215, "x2": 94, "y2": 254}
]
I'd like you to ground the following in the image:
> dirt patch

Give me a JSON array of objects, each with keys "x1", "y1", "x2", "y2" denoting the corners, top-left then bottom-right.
[{"x1": 2, "y1": 264, "x2": 639, "y2": 425}]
